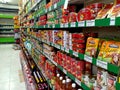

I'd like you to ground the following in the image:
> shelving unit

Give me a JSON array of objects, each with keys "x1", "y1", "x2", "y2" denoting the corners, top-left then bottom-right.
[
  {"x1": 19, "y1": 0, "x2": 120, "y2": 90},
  {"x1": 0, "y1": 24, "x2": 15, "y2": 43}
]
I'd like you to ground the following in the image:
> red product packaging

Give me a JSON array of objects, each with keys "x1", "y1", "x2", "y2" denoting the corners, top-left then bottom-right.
[
  {"x1": 72, "y1": 39, "x2": 85, "y2": 44},
  {"x1": 76, "y1": 71, "x2": 83, "y2": 81},
  {"x1": 70, "y1": 58, "x2": 76, "y2": 76},
  {"x1": 68, "y1": 12, "x2": 77, "y2": 22},
  {"x1": 61, "y1": 15, "x2": 68, "y2": 23},
  {"x1": 72, "y1": 33, "x2": 85, "y2": 39},
  {"x1": 85, "y1": 62, "x2": 92, "y2": 74},
  {"x1": 66, "y1": 56, "x2": 71, "y2": 72},
  {"x1": 72, "y1": 44, "x2": 85, "y2": 49},
  {"x1": 76, "y1": 60, "x2": 85, "y2": 71}
]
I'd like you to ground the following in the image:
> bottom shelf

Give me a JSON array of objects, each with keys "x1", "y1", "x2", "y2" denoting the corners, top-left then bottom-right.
[{"x1": 0, "y1": 37, "x2": 15, "y2": 43}]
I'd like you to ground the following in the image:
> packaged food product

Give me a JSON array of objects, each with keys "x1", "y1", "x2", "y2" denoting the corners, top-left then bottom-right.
[
  {"x1": 103, "y1": 41, "x2": 120, "y2": 65},
  {"x1": 97, "y1": 69, "x2": 108, "y2": 86},
  {"x1": 68, "y1": 12, "x2": 77, "y2": 22},
  {"x1": 96, "y1": 4, "x2": 113, "y2": 19},
  {"x1": 97, "y1": 41, "x2": 107, "y2": 60},
  {"x1": 107, "y1": 73, "x2": 117, "y2": 90},
  {"x1": 108, "y1": 0, "x2": 120, "y2": 18},
  {"x1": 78, "y1": 3, "x2": 103, "y2": 21},
  {"x1": 85, "y1": 37, "x2": 100, "y2": 57}
]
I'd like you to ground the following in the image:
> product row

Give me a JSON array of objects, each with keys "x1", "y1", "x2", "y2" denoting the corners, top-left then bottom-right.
[
  {"x1": 27, "y1": 29, "x2": 120, "y2": 67},
  {"x1": 22, "y1": 0, "x2": 120, "y2": 27},
  {"x1": 30, "y1": 43, "x2": 117, "y2": 90}
]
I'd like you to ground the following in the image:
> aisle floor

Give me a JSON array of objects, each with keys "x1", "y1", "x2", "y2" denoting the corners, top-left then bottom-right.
[{"x1": 0, "y1": 44, "x2": 26, "y2": 90}]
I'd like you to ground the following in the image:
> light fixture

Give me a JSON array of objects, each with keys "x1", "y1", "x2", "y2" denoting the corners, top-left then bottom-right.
[{"x1": 1, "y1": 0, "x2": 8, "y2": 3}]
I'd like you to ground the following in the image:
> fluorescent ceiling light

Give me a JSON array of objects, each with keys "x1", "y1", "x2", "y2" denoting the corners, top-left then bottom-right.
[{"x1": 1, "y1": 0, "x2": 8, "y2": 3}]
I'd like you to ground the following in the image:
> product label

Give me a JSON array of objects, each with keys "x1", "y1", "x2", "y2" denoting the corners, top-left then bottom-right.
[
  {"x1": 45, "y1": 9, "x2": 47, "y2": 13},
  {"x1": 49, "y1": 7, "x2": 51, "y2": 11},
  {"x1": 75, "y1": 78, "x2": 81, "y2": 86},
  {"x1": 61, "y1": 46, "x2": 65, "y2": 51},
  {"x1": 78, "y1": 21, "x2": 85, "y2": 27},
  {"x1": 110, "y1": 18, "x2": 115, "y2": 26},
  {"x1": 65, "y1": 23, "x2": 68, "y2": 27},
  {"x1": 71, "y1": 22, "x2": 76, "y2": 27},
  {"x1": 86, "y1": 20, "x2": 95, "y2": 26},
  {"x1": 63, "y1": 69, "x2": 67, "y2": 74},
  {"x1": 52, "y1": 60, "x2": 57, "y2": 66},
  {"x1": 54, "y1": 4, "x2": 57, "y2": 9},
  {"x1": 60, "y1": 23, "x2": 64, "y2": 28},
  {"x1": 53, "y1": 24, "x2": 55, "y2": 28},
  {"x1": 73, "y1": 51, "x2": 78, "y2": 57},
  {"x1": 97, "y1": 60, "x2": 107, "y2": 69},
  {"x1": 84, "y1": 55, "x2": 92, "y2": 63},
  {"x1": 65, "y1": 48, "x2": 69, "y2": 53}
]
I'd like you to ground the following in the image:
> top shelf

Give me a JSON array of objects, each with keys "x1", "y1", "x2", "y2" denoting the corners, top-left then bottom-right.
[{"x1": 21, "y1": 17, "x2": 120, "y2": 28}]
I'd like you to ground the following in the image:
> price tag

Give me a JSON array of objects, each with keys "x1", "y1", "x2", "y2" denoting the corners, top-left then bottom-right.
[
  {"x1": 61, "y1": 46, "x2": 64, "y2": 51},
  {"x1": 55, "y1": 44, "x2": 60, "y2": 49},
  {"x1": 49, "y1": 7, "x2": 51, "y2": 11},
  {"x1": 53, "y1": 24, "x2": 55, "y2": 28},
  {"x1": 47, "y1": 41, "x2": 50, "y2": 45},
  {"x1": 63, "y1": 69, "x2": 67, "y2": 74},
  {"x1": 44, "y1": 25, "x2": 45, "y2": 28},
  {"x1": 45, "y1": 9, "x2": 47, "y2": 13},
  {"x1": 75, "y1": 78, "x2": 81, "y2": 86},
  {"x1": 73, "y1": 51, "x2": 78, "y2": 57},
  {"x1": 65, "y1": 23, "x2": 68, "y2": 27},
  {"x1": 86, "y1": 20, "x2": 95, "y2": 26},
  {"x1": 54, "y1": 4, "x2": 57, "y2": 9},
  {"x1": 52, "y1": 60, "x2": 57, "y2": 66},
  {"x1": 84, "y1": 55, "x2": 92, "y2": 63},
  {"x1": 110, "y1": 18, "x2": 115, "y2": 26},
  {"x1": 78, "y1": 21, "x2": 85, "y2": 27},
  {"x1": 60, "y1": 24, "x2": 64, "y2": 28},
  {"x1": 65, "y1": 48, "x2": 69, "y2": 53},
  {"x1": 97, "y1": 60, "x2": 107, "y2": 69},
  {"x1": 71, "y1": 22, "x2": 76, "y2": 27}
]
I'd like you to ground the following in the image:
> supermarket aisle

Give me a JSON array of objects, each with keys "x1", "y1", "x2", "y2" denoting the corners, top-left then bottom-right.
[{"x1": 0, "y1": 44, "x2": 26, "y2": 90}]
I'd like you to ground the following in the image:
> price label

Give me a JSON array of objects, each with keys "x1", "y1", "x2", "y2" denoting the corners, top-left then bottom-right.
[
  {"x1": 49, "y1": 7, "x2": 51, "y2": 11},
  {"x1": 52, "y1": 60, "x2": 57, "y2": 66},
  {"x1": 84, "y1": 55, "x2": 92, "y2": 63},
  {"x1": 65, "y1": 23, "x2": 68, "y2": 27},
  {"x1": 44, "y1": 25, "x2": 45, "y2": 28},
  {"x1": 71, "y1": 22, "x2": 76, "y2": 27},
  {"x1": 51, "y1": 43, "x2": 54, "y2": 46},
  {"x1": 73, "y1": 51, "x2": 78, "y2": 57},
  {"x1": 97, "y1": 60, "x2": 107, "y2": 69},
  {"x1": 60, "y1": 24, "x2": 64, "y2": 28},
  {"x1": 54, "y1": 4, "x2": 57, "y2": 9},
  {"x1": 45, "y1": 9, "x2": 47, "y2": 13},
  {"x1": 86, "y1": 20, "x2": 95, "y2": 26},
  {"x1": 78, "y1": 21, "x2": 85, "y2": 27},
  {"x1": 53, "y1": 24, "x2": 55, "y2": 28},
  {"x1": 65, "y1": 48, "x2": 69, "y2": 53},
  {"x1": 55, "y1": 44, "x2": 60, "y2": 49},
  {"x1": 75, "y1": 78, "x2": 81, "y2": 86},
  {"x1": 61, "y1": 46, "x2": 64, "y2": 51},
  {"x1": 110, "y1": 18, "x2": 115, "y2": 26},
  {"x1": 47, "y1": 41, "x2": 50, "y2": 45},
  {"x1": 63, "y1": 69, "x2": 67, "y2": 74}
]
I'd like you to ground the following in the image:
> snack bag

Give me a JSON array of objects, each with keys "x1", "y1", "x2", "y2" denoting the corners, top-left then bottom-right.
[
  {"x1": 107, "y1": 74, "x2": 117, "y2": 90},
  {"x1": 85, "y1": 37, "x2": 99, "y2": 57},
  {"x1": 96, "y1": 4, "x2": 113, "y2": 19},
  {"x1": 97, "y1": 41, "x2": 107, "y2": 60},
  {"x1": 107, "y1": 0, "x2": 120, "y2": 18},
  {"x1": 103, "y1": 41, "x2": 120, "y2": 65}
]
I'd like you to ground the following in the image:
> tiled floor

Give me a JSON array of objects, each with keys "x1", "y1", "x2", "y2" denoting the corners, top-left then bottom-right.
[{"x1": 0, "y1": 44, "x2": 26, "y2": 90}]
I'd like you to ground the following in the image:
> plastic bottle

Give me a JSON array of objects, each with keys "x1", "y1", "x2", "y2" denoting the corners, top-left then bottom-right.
[
  {"x1": 59, "y1": 76, "x2": 63, "y2": 86},
  {"x1": 61, "y1": 80, "x2": 66, "y2": 90},
  {"x1": 66, "y1": 78, "x2": 72, "y2": 90},
  {"x1": 71, "y1": 83, "x2": 77, "y2": 90}
]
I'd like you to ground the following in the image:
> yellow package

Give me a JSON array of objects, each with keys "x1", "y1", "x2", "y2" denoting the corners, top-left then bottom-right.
[
  {"x1": 85, "y1": 37, "x2": 99, "y2": 57},
  {"x1": 97, "y1": 41, "x2": 107, "y2": 60},
  {"x1": 103, "y1": 41, "x2": 120, "y2": 66}
]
